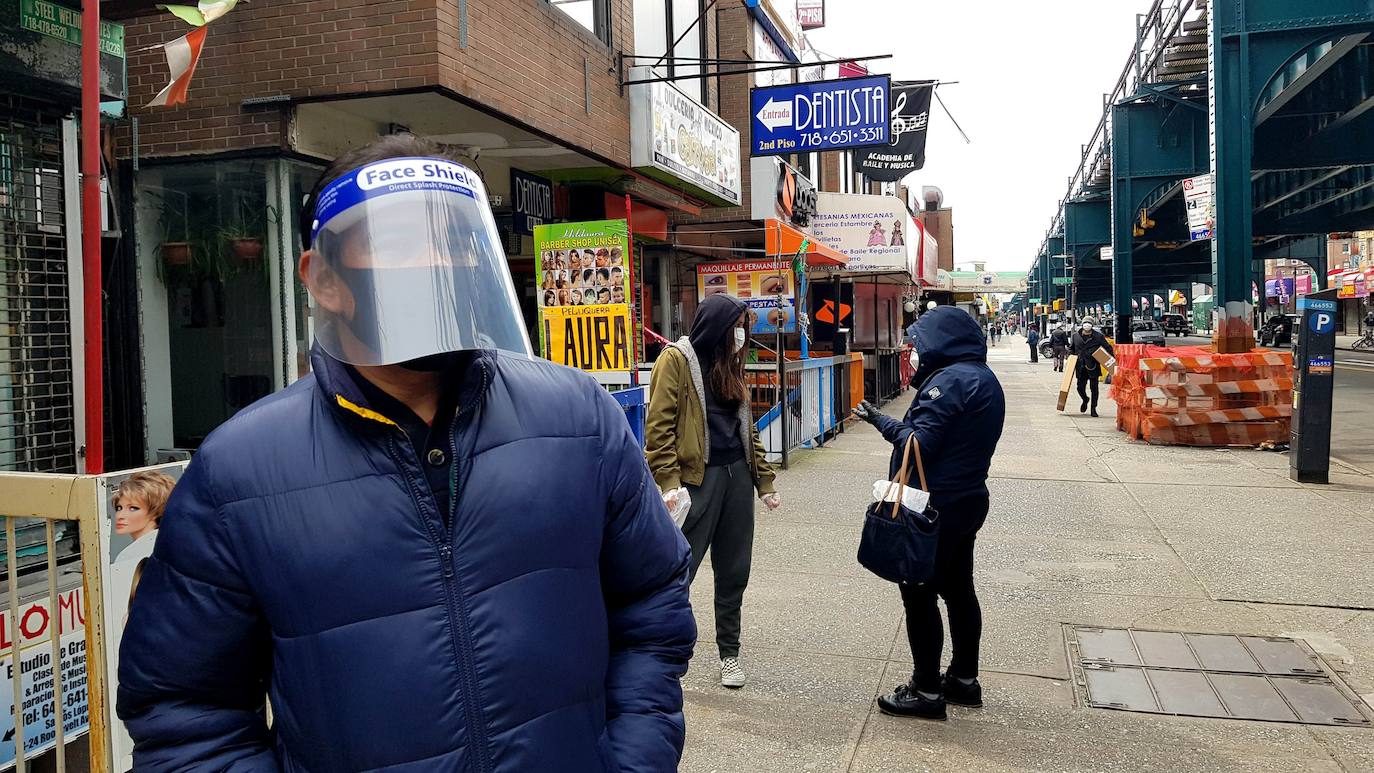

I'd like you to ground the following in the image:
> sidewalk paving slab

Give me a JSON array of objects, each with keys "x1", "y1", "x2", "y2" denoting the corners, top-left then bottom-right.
[{"x1": 680, "y1": 335, "x2": 1374, "y2": 771}]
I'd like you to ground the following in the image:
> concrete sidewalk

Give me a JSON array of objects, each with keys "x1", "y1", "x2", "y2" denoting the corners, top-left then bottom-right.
[{"x1": 680, "y1": 336, "x2": 1374, "y2": 772}]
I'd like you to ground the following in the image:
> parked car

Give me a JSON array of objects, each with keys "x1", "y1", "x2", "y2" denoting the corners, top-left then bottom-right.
[
  {"x1": 1257, "y1": 314, "x2": 1299, "y2": 347},
  {"x1": 1159, "y1": 313, "x2": 1190, "y2": 337},
  {"x1": 1132, "y1": 319, "x2": 1166, "y2": 345}
]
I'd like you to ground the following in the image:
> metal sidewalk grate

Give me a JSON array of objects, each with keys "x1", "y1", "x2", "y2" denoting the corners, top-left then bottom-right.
[{"x1": 1065, "y1": 627, "x2": 1372, "y2": 727}]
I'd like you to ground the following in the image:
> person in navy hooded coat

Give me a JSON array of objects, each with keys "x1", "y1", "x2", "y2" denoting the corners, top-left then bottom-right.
[
  {"x1": 853, "y1": 306, "x2": 1005, "y2": 721},
  {"x1": 116, "y1": 135, "x2": 696, "y2": 772}
]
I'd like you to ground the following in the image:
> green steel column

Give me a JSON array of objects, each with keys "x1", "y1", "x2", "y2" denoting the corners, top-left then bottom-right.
[
  {"x1": 1110, "y1": 163, "x2": 1135, "y2": 343},
  {"x1": 1209, "y1": 5, "x2": 1255, "y2": 352}
]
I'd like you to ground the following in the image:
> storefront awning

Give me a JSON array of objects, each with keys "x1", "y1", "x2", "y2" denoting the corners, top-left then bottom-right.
[{"x1": 764, "y1": 219, "x2": 847, "y2": 267}]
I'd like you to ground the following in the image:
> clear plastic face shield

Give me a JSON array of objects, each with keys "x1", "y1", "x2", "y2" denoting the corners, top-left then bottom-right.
[{"x1": 307, "y1": 157, "x2": 531, "y2": 367}]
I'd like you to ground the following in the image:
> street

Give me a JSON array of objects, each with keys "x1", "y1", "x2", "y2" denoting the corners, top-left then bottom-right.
[{"x1": 1334, "y1": 351, "x2": 1374, "y2": 472}]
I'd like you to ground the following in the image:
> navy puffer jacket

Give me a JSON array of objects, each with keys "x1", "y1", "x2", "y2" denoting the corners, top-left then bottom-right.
[
  {"x1": 117, "y1": 347, "x2": 696, "y2": 772},
  {"x1": 872, "y1": 307, "x2": 1006, "y2": 496}
]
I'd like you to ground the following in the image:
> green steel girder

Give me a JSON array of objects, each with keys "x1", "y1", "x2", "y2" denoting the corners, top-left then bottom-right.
[
  {"x1": 1111, "y1": 91, "x2": 1210, "y2": 341},
  {"x1": 1065, "y1": 197, "x2": 1111, "y2": 259},
  {"x1": 1216, "y1": 0, "x2": 1374, "y2": 37},
  {"x1": 1209, "y1": 0, "x2": 1374, "y2": 340},
  {"x1": 1254, "y1": 235, "x2": 1331, "y2": 288},
  {"x1": 1255, "y1": 108, "x2": 1374, "y2": 170}
]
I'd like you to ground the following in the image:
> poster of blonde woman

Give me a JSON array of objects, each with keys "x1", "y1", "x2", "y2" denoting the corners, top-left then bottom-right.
[{"x1": 98, "y1": 464, "x2": 186, "y2": 773}]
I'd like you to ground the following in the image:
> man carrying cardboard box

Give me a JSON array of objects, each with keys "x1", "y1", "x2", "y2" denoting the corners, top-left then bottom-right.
[{"x1": 1069, "y1": 318, "x2": 1115, "y2": 417}]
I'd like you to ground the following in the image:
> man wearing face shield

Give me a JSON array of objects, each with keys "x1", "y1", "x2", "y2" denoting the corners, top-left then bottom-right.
[
  {"x1": 117, "y1": 135, "x2": 696, "y2": 773},
  {"x1": 1070, "y1": 316, "x2": 1115, "y2": 417}
]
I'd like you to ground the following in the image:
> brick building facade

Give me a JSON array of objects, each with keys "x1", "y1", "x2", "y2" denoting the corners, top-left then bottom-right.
[{"x1": 119, "y1": 0, "x2": 638, "y2": 164}]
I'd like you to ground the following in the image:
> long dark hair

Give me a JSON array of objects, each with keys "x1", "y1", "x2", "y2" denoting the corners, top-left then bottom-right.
[{"x1": 709, "y1": 315, "x2": 748, "y2": 404}]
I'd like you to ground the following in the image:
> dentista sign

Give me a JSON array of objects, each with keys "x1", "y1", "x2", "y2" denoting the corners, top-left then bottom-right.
[{"x1": 750, "y1": 75, "x2": 890, "y2": 156}]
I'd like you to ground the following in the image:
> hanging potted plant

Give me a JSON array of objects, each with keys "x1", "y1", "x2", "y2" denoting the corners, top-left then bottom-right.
[
  {"x1": 153, "y1": 192, "x2": 193, "y2": 267},
  {"x1": 217, "y1": 198, "x2": 266, "y2": 266}
]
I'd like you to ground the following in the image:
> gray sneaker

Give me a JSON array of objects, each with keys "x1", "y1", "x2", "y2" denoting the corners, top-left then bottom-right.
[{"x1": 720, "y1": 657, "x2": 746, "y2": 689}]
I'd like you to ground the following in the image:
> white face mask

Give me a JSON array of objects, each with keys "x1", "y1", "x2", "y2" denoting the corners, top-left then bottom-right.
[
  {"x1": 734, "y1": 328, "x2": 747, "y2": 352},
  {"x1": 909, "y1": 350, "x2": 920, "y2": 370},
  {"x1": 1082, "y1": 324, "x2": 1093, "y2": 333}
]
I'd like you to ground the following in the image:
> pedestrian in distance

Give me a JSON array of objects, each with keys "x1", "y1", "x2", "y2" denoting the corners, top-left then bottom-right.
[
  {"x1": 1070, "y1": 316, "x2": 1115, "y2": 417},
  {"x1": 1050, "y1": 325, "x2": 1070, "y2": 372},
  {"x1": 117, "y1": 135, "x2": 697, "y2": 772},
  {"x1": 1026, "y1": 327, "x2": 1041, "y2": 363},
  {"x1": 646, "y1": 293, "x2": 780, "y2": 690},
  {"x1": 852, "y1": 307, "x2": 1007, "y2": 721}
]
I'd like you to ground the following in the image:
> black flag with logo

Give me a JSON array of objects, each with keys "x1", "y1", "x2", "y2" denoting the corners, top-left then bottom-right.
[{"x1": 853, "y1": 82, "x2": 934, "y2": 182}]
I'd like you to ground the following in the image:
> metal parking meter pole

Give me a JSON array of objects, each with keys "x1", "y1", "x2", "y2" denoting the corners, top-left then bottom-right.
[{"x1": 1291, "y1": 289, "x2": 1338, "y2": 484}]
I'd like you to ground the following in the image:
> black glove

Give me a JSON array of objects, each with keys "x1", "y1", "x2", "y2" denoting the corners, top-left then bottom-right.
[{"x1": 853, "y1": 400, "x2": 882, "y2": 425}]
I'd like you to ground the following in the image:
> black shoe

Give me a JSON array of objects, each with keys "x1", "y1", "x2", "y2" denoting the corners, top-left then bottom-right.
[
  {"x1": 877, "y1": 683, "x2": 947, "y2": 720},
  {"x1": 943, "y1": 675, "x2": 983, "y2": 707},
  {"x1": 1080, "y1": 399, "x2": 1089, "y2": 413},
  {"x1": 1090, "y1": 410, "x2": 1100, "y2": 418}
]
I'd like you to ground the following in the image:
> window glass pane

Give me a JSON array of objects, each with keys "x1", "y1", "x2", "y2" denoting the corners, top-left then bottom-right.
[
  {"x1": 634, "y1": 0, "x2": 668, "y2": 62},
  {"x1": 551, "y1": 0, "x2": 601, "y2": 39},
  {"x1": 137, "y1": 160, "x2": 276, "y2": 448},
  {"x1": 672, "y1": 0, "x2": 703, "y2": 101}
]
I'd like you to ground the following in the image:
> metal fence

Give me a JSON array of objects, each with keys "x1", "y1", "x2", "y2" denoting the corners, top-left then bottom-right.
[
  {"x1": 749, "y1": 354, "x2": 864, "y2": 468},
  {"x1": 630, "y1": 354, "x2": 864, "y2": 465},
  {"x1": 0, "y1": 473, "x2": 113, "y2": 773}
]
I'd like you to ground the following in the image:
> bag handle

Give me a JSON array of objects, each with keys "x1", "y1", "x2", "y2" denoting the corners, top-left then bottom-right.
[{"x1": 885, "y1": 434, "x2": 929, "y2": 518}]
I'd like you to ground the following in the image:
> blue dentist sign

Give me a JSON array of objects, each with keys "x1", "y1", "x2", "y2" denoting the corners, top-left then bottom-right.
[{"x1": 750, "y1": 75, "x2": 891, "y2": 156}]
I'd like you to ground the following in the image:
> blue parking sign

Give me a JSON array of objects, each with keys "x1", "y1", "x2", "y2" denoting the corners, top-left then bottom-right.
[{"x1": 750, "y1": 75, "x2": 891, "y2": 156}]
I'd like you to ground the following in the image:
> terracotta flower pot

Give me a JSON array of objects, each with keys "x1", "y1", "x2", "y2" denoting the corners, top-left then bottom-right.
[
  {"x1": 230, "y1": 237, "x2": 264, "y2": 262},
  {"x1": 161, "y1": 242, "x2": 192, "y2": 266}
]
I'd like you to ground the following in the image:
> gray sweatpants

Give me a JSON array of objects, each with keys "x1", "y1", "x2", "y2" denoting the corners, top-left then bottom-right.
[{"x1": 682, "y1": 459, "x2": 756, "y2": 659}]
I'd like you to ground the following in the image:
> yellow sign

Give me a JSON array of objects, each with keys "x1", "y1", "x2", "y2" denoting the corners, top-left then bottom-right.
[
  {"x1": 540, "y1": 304, "x2": 633, "y2": 372},
  {"x1": 1053, "y1": 299, "x2": 1065, "y2": 311}
]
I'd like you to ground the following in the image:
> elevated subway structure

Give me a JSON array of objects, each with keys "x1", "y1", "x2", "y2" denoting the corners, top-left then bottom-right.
[{"x1": 1027, "y1": 0, "x2": 1374, "y2": 348}]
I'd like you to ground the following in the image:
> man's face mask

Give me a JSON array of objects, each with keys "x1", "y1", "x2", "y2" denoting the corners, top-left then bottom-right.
[{"x1": 1082, "y1": 324, "x2": 1093, "y2": 333}]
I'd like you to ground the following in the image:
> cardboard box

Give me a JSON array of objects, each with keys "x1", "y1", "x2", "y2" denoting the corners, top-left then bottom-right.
[
  {"x1": 1092, "y1": 348, "x2": 1116, "y2": 380},
  {"x1": 1057, "y1": 355, "x2": 1078, "y2": 411}
]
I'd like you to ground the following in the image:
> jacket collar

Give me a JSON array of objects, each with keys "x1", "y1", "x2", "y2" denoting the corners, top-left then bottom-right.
[{"x1": 309, "y1": 345, "x2": 495, "y2": 429}]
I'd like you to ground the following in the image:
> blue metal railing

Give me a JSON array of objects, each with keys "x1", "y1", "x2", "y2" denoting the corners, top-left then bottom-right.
[
  {"x1": 751, "y1": 355, "x2": 858, "y2": 467},
  {"x1": 612, "y1": 386, "x2": 648, "y2": 447}
]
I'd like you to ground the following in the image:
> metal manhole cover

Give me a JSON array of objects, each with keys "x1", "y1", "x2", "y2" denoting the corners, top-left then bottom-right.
[{"x1": 1065, "y1": 626, "x2": 1372, "y2": 727}]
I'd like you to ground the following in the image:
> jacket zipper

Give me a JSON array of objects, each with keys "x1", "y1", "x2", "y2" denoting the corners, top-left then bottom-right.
[
  {"x1": 442, "y1": 397, "x2": 495, "y2": 773},
  {"x1": 385, "y1": 409, "x2": 494, "y2": 773}
]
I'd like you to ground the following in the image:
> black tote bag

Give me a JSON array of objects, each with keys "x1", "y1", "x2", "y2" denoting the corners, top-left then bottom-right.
[{"x1": 857, "y1": 435, "x2": 941, "y2": 585}]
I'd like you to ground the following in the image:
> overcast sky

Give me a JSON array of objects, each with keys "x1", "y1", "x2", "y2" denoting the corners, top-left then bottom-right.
[{"x1": 806, "y1": 1, "x2": 1142, "y2": 273}]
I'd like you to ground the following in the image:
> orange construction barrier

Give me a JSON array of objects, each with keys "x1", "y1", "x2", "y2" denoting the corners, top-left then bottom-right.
[{"x1": 1108, "y1": 344, "x2": 1293, "y2": 447}]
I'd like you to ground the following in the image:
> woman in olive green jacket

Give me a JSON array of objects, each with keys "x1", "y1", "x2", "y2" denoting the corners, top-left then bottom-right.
[{"x1": 646, "y1": 293, "x2": 778, "y2": 690}]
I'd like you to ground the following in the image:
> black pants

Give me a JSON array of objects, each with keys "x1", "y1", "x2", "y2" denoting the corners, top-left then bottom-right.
[
  {"x1": 1052, "y1": 345, "x2": 1067, "y2": 371},
  {"x1": 1076, "y1": 370, "x2": 1100, "y2": 411},
  {"x1": 682, "y1": 459, "x2": 755, "y2": 658},
  {"x1": 1028, "y1": 343, "x2": 1038, "y2": 362},
  {"x1": 899, "y1": 493, "x2": 989, "y2": 692}
]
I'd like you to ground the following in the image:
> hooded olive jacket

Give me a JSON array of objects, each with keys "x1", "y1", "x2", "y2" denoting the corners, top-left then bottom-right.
[{"x1": 645, "y1": 342, "x2": 777, "y2": 496}]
